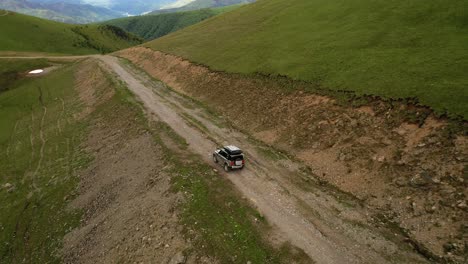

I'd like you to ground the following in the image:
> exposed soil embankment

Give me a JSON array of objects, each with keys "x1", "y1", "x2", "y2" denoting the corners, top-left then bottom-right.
[{"x1": 117, "y1": 47, "x2": 468, "y2": 262}]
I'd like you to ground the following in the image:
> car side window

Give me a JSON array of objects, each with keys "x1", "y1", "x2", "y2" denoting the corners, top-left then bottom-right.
[{"x1": 220, "y1": 150, "x2": 227, "y2": 158}]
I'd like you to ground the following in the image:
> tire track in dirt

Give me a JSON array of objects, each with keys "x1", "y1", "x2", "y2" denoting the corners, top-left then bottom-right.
[
  {"x1": 56, "y1": 98, "x2": 65, "y2": 134},
  {"x1": 32, "y1": 102, "x2": 47, "y2": 190},
  {"x1": 6, "y1": 120, "x2": 19, "y2": 157},
  {"x1": 98, "y1": 55, "x2": 428, "y2": 264},
  {"x1": 29, "y1": 110, "x2": 35, "y2": 166}
]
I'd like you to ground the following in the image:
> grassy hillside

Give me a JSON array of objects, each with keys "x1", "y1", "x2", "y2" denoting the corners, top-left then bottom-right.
[
  {"x1": 104, "y1": 5, "x2": 239, "y2": 40},
  {"x1": 0, "y1": 11, "x2": 141, "y2": 54},
  {"x1": 0, "y1": 59, "x2": 87, "y2": 263},
  {"x1": 146, "y1": 0, "x2": 468, "y2": 119}
]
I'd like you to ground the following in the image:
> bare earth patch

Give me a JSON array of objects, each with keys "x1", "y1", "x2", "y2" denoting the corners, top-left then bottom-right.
[{"x1": 73, "y1": 61, "x2": 114, "y2": 119}]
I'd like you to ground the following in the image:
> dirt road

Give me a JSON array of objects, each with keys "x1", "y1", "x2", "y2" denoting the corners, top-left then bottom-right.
[{"x1": 95, "y1": 55, "x2": 428, "y2": 264}]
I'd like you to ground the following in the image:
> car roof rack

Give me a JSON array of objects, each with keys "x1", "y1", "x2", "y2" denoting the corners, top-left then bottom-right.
[{"x1": 224, "y1": 145, "x2": 243, "y2": 155}]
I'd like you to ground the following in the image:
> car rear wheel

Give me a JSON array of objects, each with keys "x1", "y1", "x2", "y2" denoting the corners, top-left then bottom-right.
[
  {"x1": 213, "y1": 155, "x2": 218, "y2": 163},
  {"x1": 224, "y1": 164, "x2": 230, "y2": 172}
]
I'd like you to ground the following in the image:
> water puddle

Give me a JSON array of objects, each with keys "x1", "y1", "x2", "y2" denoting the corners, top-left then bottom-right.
[{"x1": 28, "y1": 69, "x2": 44, "y2": 74}]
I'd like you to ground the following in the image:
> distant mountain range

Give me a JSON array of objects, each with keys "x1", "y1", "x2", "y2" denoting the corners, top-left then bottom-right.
[
  {"x1": 0, "y1": 0, "x2": 254, "y2": 24},
  {"x1": 0, "y1": 0, "x2": 122, "y2": 23},
  {"x1": 26, "y1": 0, "x2": 174, "y2": 15}
]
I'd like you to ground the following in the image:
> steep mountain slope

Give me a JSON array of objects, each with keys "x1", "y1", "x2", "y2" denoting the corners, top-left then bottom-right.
[
  {"x1": 104, "y1": 5, "x2": 239, "y2": 40},
  {"x1": 149, "y1": 0, "x2": 253, "y2": 15},
  {"x1": 0, "y1": 11, "x2": 141, "y2": 54},
  {"x1": 0, "y1": 0, "x2": 122, "y2": 23},
  {"x1": 146, "y1": 0, "x2": 468, "y2": 119}
]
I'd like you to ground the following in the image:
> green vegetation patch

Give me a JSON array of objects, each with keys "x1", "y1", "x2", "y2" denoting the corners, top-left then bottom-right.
[
  {"x1": 147, "y1": 0, "x2": 468, "y2": 119},
  {"x1": 71, "y1": 25, "x2": 142, "y2": 54},
  {"x1": 0, "y1": 62, "x2": 91, "y2": 263},
  {"x1": 0, "y1": 11, "x2": 141, "y2": 55},
  {"x1": 104, "y1": 6, "x2": 239, "y2": 41}
]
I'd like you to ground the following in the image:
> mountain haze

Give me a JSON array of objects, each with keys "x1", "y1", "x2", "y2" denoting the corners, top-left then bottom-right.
[
  {"x1": 0, "y1": 0, "x2": 192, "y2": 23},
  {"x1": 0, "y1": 0, "x2": 122, "y2": 23},
  {"x1": 149, "y1": 0, "x2": 254, "y2": 15},
  {"x1": 28, "y1": 0, "x2": 175, "y2": 14}
]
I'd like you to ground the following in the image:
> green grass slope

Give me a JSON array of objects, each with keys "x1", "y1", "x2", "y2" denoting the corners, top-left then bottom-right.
[
  {"x1": 146, "y1": 0, "x2": 468, "y2": 119},
  {"x1": 104, "y1": 5, "x2": 239, "y2": 41},
  {"x1": 0, "y1": 60, "x2": 86, "y2": 263},
  {"x1": 0, "y1": 11, "x2": 141, "y2": 55}
]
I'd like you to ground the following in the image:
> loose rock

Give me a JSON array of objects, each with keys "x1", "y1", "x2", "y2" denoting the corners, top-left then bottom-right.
[
  {"x1": 394, "y1": 177, "x2": 407, "y2": 187},
  {"x1": 456, "y1": 201, "x2": 467, "y2": 210},
  {"x1": 168, "y1": 252, "x2": 186, "y2": 264},
  {"x1": 410, "y1": 174, "x2": 427, "y2": 187}
]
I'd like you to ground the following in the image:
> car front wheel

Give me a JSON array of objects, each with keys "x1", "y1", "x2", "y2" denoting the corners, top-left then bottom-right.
[{"x1": 213, "y1": 155, "x2": 218, "y2": 163}]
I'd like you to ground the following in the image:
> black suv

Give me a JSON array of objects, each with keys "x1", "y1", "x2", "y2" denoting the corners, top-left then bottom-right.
[{"x1": 213, "y1": 145, "x2": 245, "y2": 172}]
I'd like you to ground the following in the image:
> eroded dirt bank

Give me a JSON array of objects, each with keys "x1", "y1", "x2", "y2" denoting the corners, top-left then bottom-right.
[{"x1": 117, "y1": 47, "x2": 468, "y2": 263}]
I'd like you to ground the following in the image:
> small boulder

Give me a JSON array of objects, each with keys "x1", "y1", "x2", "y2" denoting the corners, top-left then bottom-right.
[
  {"x1": 2, "y1": 183, "x2": 15, "y2": 193},
  {"x1": 424, "y1": 204, "x2": 437, "y2": 214},
  {"x1": 168, "y1": 252, "x2": 186, "y2": 264},
  {"x1": 394, "y1": 177, "x2": 407, "y2": 187},
  {"x1": 456, "y1": 201, "x2": 467, "y2": 210},
  {"x1": 431, "y1": 177, "x2": 441, "y2": 184},
  {"x1": 410, "y1": 174, "x2": 428, "y2": 187},
  {"x1": 443, "y1": 242, "x2": 458, "y2": 253}
]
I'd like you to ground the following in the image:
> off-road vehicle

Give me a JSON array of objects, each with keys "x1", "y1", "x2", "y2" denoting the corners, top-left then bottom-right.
[{"x1": 213, "y1": 145, "x2": 245, "y2": 172}]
